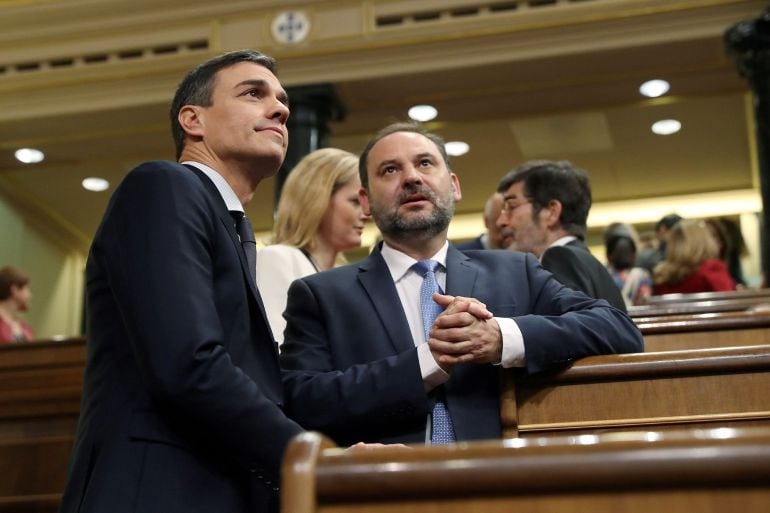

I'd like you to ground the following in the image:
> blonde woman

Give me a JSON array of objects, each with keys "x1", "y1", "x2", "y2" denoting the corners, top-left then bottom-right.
[
  {"x1": 256, "y1": 148, "x2": 368, "y2": 345},
  {"x1": 653, "y1": 219, "x2": 735, "y2": 295}
]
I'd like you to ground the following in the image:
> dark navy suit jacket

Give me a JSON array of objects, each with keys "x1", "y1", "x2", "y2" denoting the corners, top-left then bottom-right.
[
  {"x1": 60, "y1": 161, "x2": 303, "y2": 513},
  {"x1": 542, "y1": 239, "x2": 628, "y2": 312},
  {"x1": 280, "y1": 244, "x2": 643, "y2": 446},
  {"x1": 454, "y1": 234, "x2": 485, "y2": 250}
]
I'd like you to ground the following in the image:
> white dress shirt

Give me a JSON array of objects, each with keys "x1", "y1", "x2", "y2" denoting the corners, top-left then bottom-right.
[
  {"x1": 380, "y1": 241, "x2": 526, "y2": 393},
  {"x1": 181, "y1": 161, "x2": 243, "y2": 213}
]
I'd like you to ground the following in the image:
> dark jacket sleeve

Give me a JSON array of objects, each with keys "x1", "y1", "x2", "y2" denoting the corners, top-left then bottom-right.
[
  {"x1": 280, "y1": 276, "x2": 430, "y2": 444},
  {"x1": 514, "y1": 253, "x2": 644, "y2": 374}
]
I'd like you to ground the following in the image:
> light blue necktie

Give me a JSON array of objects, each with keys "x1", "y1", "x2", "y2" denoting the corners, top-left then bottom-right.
[{"x1": 412, "y1": 259, "x2": 457, "y2": 444}]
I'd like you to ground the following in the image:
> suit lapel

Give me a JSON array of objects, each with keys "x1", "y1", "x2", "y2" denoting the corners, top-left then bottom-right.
[
  {"x1": 357, "y1": 246, "x2": 416, "y2": 354},
  {"x1": 185, "y1": 165, "x2": 275, "y2": 345},
  {"x1": 445, "y1": 245, "x2": 478, "y2": 298}
]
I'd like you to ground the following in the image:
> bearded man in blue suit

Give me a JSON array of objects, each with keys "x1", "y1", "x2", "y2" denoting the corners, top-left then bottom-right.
[{"x1": 280, "y1": 122, "x2": 643, "y2": 446}]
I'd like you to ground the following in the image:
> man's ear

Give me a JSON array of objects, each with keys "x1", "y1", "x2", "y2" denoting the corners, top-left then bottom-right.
[
  {"x1": 450, "y1": 173, "x2": 462, "y2": 201},
  {"x1": 544, "y1": 199, "x2": 563, "y2": 229},
  {"x1": 178, "y1": 105, "x2": 205, "y2": 138},
  {"x1": 359, "y1": 187, "x2": 371, "y2": 217}
]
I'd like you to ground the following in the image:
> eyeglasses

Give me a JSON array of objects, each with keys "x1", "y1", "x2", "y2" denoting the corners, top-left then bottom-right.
[{"x1": 501, "y1": 198, "x2": 531, "y2": 214}]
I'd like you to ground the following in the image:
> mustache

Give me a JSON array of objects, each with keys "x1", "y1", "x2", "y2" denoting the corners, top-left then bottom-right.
[{"x1": 397, "y1": 183, "x2": 437, "y2": 204}]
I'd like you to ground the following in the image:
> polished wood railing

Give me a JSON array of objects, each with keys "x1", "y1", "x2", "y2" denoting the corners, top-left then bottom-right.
[
  {"x1": 638, "y1": 309, "x2": 770, "y2": 351},
  {"x1": 282, "y1": 427, "x2": 770, "y2": 513}
]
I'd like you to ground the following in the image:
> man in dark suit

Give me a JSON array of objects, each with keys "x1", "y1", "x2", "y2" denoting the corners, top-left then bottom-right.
[
  {"x1": 60, "y1": 50, "x2": 305, "y2": 513},
  {"x1": 279, "y1": 123, "x2": 643, "y2": 447},
  {"x1": 454, "y1": 192, "x2": 513, "y2": 250},
  {"x1": 495, "y1": 160, "x2": 628, "y2": 312}
]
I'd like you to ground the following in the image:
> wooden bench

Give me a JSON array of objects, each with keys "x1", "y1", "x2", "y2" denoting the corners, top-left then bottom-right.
[
  {"x1": 644, "y1": 288, "x2": 770, "y2": 305},
  {"x1": 639, "y1": 309, "x2": 770, "y2": 351},
  {"x1": 628, "y1": 296, "x2": 770, "y2": 318},
  {"x1": 282, "y1": 427, "x2": 770, "y2": 513},
  {"x1": 0, "y1": 338, "x2": 85, "y2": 513},
  {"x1": 501, "y1": 345, "x2": 770, "y2": 439}
]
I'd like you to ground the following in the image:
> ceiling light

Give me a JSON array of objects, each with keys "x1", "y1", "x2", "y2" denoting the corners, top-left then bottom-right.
[
  {"x1": 445, "y1": 141, "x2": 469, "y2": 156},
  {"x1": 14, "y1": 148, "x2": 44, "y2": 164},
  {"x1": 639, "y1": 79, "x2": 670, "y2": 98},
  {"x1": 651, "y1": 119, "x2": 681, "y2": 135},
  {"x1": 408, "y1": 105, "x2": 438, "y2": 122},
  {"x1": 82, "y1": 177, "x2": 110, "y2": 192}
]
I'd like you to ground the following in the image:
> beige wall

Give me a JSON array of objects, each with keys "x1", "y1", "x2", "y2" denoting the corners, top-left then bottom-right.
[{"x1": 0, "y1": 193, "x2": 84, "y2": 339}]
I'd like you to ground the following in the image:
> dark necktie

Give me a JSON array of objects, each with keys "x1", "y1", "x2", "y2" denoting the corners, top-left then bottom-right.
[
  {"x1": 232, "y1": 211, "x2": 257, "y2": 284},
  {"x1": 412, "y1": 259, "x2": 457, "y2": 444}
]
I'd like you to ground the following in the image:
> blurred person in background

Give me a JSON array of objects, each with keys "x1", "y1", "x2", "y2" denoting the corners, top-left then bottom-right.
[
  {"x1": 455, "y1": 192, "x2": 513, "y2": 250},
  {"x1": 705, "y1": 217, "x2": 748, "y2": 288},
  {"x1": 603, "y1": 224, "x2": 652, "y2": 306},
  {"x1": 257, "y1": 148, "x2": 368, "y2": 345},
  {"x1": 636, "y1": 213, "x2": 682, "y2": 273},
  {"x1": 653, "y1": 219, "x2": 735, "y2": 294},
  {"x1": 0, "y1": 266, "x2": 34, "y2": 343}
]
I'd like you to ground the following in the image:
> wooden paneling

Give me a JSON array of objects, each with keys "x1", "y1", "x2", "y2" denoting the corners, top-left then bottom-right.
[
  {"x1": 0, "y1": 339, "x2": 85, "y2": 513},
  {"x1": 502, "y1": 345, "x2": 770, "y2": 439}
]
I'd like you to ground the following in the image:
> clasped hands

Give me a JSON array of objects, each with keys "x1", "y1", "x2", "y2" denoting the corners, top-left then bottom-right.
[{"x1": 427, "y1": 293, "x2": 502, "y2": 372}]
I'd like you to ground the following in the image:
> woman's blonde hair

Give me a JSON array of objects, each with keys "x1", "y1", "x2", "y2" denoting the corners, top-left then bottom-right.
[
  {"x1": 653, "y1": 219, "x2": 720, "y2": 285},
  {"x1": 273, "y1": 148, "x2": 359, "y2": 253}
]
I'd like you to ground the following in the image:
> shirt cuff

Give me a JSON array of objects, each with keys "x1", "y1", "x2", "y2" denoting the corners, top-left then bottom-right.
[
  {"x1": 417, "y1": 342, "x2": 449, "y2": 391},
  {"x1": 496, "y1": 317, "x2": 527, "y2": 368}
]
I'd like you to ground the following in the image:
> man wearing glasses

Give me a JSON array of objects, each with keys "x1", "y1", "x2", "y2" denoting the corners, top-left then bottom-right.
[{"x1": 496, "y1": 160, "x2": 627, "y2": 312}]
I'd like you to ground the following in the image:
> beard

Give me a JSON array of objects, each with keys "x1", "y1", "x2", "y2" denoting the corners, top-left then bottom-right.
[{"x1": 370, "y1": 182, "x2": 456, "y2": 241}]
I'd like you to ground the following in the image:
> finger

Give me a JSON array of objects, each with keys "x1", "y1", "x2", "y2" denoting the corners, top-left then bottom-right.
[
  {"x1": 438, "y1": 353, "x2": 478, "y2": 366},
  {"x1": 433, "y1": 311, "x2": 474, "y2": 329},
  {"x1": 430, "y1": 326, "x2": 474, "y2": 343},
  {"x1": 465, "y1": 301, "x2": 493, "y2": 319},
  {"x1": 433, "y1": 293, "x2": 492, "y2": 319},
  {"x1": 432, "y1": 293, "x2": 456, "y2": 308},
  {"x1": 429, "y1": 338, "x2": 476, "y2": 355}
]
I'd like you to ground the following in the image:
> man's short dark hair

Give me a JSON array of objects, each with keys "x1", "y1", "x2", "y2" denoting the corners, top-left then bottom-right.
[
  {"x1": 170, "y1": 50, "x2": 277, "y2": 160},
  {"x1": 655, "y1": 213, "x2": 683, "y2": 232},
  {"x1": 497, "y1": 160, "x2": 592, "y2": 239},
  {"x1": 358, "y1": 122, "x2": 450, "y2": 189}
]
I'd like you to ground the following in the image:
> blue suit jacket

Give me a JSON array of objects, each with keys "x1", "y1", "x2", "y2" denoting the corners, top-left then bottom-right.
[
  {"x1": 280, "y1": 244, "x2": 643, "y2": 446},
  {"x1": 60, "y1": 161, "x2": 303, "y2": 513}
]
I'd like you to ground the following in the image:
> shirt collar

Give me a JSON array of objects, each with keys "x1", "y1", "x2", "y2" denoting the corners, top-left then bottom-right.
[
  {"x1": 380, "y1": 240, "x2": 449, "y2": 282},
  {"x1": 549, "y1": 235, "x2": 577, "y2": 248},
  {"x1": 182, "y1": 161, "x2": 244, "y2": 213}
]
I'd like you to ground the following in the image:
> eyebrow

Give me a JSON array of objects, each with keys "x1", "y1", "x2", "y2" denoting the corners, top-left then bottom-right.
[
  {"x1": 376, "y1": 158, "x2": 399, "y2": 171},
  {"x1": 236, "y1": 79, "x2": 290, "y2": 107}
]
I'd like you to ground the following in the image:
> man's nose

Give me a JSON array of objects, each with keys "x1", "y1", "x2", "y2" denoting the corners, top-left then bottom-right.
[
  {"x1": 269, "y1": 99, "x2": 290, "y2": 124},
  {"x1": 402, "y1": 164, "x2": 423, "y2": 183},
  {"x1": 496, "y1": 211, "x2": 509, "y2": 229}
]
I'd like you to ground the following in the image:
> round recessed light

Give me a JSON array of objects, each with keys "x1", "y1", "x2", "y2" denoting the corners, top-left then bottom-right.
[
  {"x1": 651, "y1": 119, "x2": 681, "y2": 135},
  {"x1": 14, "y1": 148, "x2": 45, "y2": 164},
  {"x1": 82, "y1": 177, "x2": 110, "y2": 192},
  {"x1": 445, "y1": 141, "x2": 469, "y2": 156},
  {"x1": 639, "y1": 79, "x2": 670, "y2": 98},
  {"x1": 407, "y1": 104, "x2": 438, "y2": 122}
]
